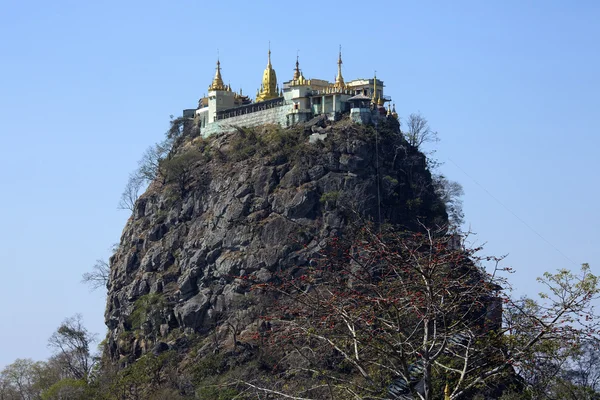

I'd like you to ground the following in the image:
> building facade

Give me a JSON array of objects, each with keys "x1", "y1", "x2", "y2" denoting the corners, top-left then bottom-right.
[{"x1": 183, "y1": 48, "x2": 398, "y2": 137}]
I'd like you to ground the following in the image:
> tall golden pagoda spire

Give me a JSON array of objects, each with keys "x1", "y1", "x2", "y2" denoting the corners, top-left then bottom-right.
[
  {"x1": 291, "y1": 50, "x2": 307, "y2": 86},
  {"x1": 293, "y1": 52, "x2": 301, "y2": 80},
  {"x1": 256, "y1": 43, "x2": 279, "y2": 102},
  {"x1": 208, "y1": 57, "x2": 226, "y2": 91},
  {"x1": 372, "y1": 71, "x2": 378, "y2": 104},
  {"x1": 333, "y1": 45, "x2": 345, "y2": 90}
]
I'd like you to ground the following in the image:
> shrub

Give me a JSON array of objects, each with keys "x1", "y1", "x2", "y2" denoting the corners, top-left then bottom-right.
[
  {"x1": 319, "y1": 191, "x2": 340, "y2": 204},
  {"x1": 129, "y1": 294, "x2": 166, "y2": 331}
]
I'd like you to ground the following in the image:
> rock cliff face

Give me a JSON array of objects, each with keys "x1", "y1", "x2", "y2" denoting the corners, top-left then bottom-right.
[{"x1": 104, "y1": 118, "x2": 447, "y2": 362}]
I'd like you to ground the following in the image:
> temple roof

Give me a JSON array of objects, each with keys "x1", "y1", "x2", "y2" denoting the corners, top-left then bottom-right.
[{"x1": 347, "y1": 94, "x2": 372, "y2": 101}]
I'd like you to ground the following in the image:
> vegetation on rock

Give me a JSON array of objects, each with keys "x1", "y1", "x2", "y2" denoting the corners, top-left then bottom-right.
[{"x1": 3, "y1": 114, "x2": 598, "y2": 399}]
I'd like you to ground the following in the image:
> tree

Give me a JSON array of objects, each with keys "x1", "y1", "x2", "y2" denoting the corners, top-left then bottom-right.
[
  {"x1": 500, "y1": 265, "x2": 600, "y2": 399},
  {"x1": 433, "y1": 174, "x2": 465, "y2": 229},
  {"x1": 0, "y1": 357, "x2": 82, "y2": 400},
  {"x1": 404, "y1": 112, "x2": 439, "y2": 150},
  {"x1": 41, "y1": 379, "x2": 88, "y2": 400},
  {"x1": 118, "y1": 115, "x2": 200, "y2": 214},
  {"x1": 250, "y1": 225, "x2": 599, "y2": 400},
  {"x1": 118, "y1": 173, "x2": 145, "y2": 212},
  {"x1": 560, "y1": 339, "x2": 600, "y2": 397},
  {"x1": 166, "y1": 115, "x2": 198, "y2": 141},
  {"x1": 518, "y1": 338, "x2": 600, "y2": 400},
  {"x1": 81, "y1": 259, "x2": 109, "y2": 292},
  {"x1": 47, "y1": 315, "x2": 96, "y2": 381},
  {"x1": 136, "y1": 139, "x2": 173, "y2": 185},
  {"x1": 0, "y1": 359, "x2": 38, "y2": 400},
  {"x1": 159, "y1": 149, "x2": 204, "y2": 198}
]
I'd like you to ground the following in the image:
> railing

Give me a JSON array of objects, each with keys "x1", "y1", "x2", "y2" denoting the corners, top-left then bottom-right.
[{"x1": 215, "y1": 97, "x2": 284, "y2": 121}]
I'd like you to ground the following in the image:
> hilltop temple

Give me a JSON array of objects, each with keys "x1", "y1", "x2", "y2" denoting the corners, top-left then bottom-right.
[{"x1": 183, "y1": 48, "x2": 398, "y2": 137}]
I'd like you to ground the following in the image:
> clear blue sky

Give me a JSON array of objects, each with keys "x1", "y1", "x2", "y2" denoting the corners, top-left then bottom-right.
[{"x1": 1, "y1": 0, "x2": 598, "y2": 368}]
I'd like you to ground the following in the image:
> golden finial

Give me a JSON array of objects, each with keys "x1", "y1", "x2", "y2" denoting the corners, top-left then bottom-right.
[
  {"x1": 333, "y1": 45, "x2": 345, "y2": 90},
  {"x1": 293, "y1": 50, "x2": 301, "y2": 80},
  {"x1": 392, "y1": 103, "x2": 398, "y2": 119},
  {"x1": 208, "y1": 56, "x2": 226, "y2": 91},
  {"x1": 372, "y1": 71, "x2": 378, "y2": 104},
  {"x1": 387, "y1": 103, "x2": 392, "y2": 116}
]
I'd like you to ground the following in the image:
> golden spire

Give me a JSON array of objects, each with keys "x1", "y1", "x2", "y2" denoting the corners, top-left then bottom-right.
[
  {"x1": 256, "y1": 43, "x2": 279, "y2": 102},
  {"x1": 293, "y1": 52, "x2": 301, "y2": 80},
  {"x1": 372, "y1": 71, "x2": 378, "y2": 104},
  {"x1": 392, "y1": 103, "x2": 398, "y2": 119},
  {"x1": 208, "y1": 57, "x2": 226, "y2": 91},
  {"x1": 334, "y1": 45, "x2": 345, "y2": 90},
  {"x1": 387, "y1": 103, "x2": 392, "y2": 116}
]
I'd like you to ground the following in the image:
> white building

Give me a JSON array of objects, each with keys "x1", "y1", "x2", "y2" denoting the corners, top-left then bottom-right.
[{"x1": 183, "y1": 48, "x2": 398, "y2": 137}]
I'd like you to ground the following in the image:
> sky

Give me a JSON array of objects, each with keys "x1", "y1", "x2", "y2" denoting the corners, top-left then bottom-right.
[{"x1": 0, "y1": 0, "x2": 599, "y2": 369}]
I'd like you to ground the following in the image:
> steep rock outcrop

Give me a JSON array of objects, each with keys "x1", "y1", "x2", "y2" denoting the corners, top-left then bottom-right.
[{"x1": 104, "y1": 118, "x2": 447, "y2": 362}]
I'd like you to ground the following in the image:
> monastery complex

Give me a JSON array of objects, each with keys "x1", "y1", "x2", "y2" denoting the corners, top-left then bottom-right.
[{"x1": 183, "y1": 47, "x2": 398, "y2": 137}]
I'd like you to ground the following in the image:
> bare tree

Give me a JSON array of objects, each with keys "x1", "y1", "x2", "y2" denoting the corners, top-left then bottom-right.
[
  {"x1": 137, "y1": 140, "x2": 171, "y2": 183},
  {"x1": 404, "y1": 112, "x2": 439, "y2": 149},
  {"x1": 250, "y1": 226, "x2": 600, "y2": 400},
  {"x1": 47, "y1": 315, "x2": 96, "y2": 381},
  {"x1": 81, "y1": 259, "x2": 109, "y2": 292},
  {"x1": 118, "y1": 173, "x2": 145, "y2": 211}
]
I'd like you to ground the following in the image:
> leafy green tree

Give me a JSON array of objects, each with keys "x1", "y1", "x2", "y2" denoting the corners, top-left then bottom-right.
[
  {"x1": 41, "y1": 379, "x2": 88, "y2": 400},
  {"x1": 0, "y1": 359, "x2": 39, "y2": 400}
]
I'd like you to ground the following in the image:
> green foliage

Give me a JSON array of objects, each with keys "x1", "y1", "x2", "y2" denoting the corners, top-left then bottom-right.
[
  {"x1": 107, "y1": 352, "x2": 178, "y2": 399},
  {"x1": 319, "y1": 191, "x2": 340, "y2": 204},
  {"x1": 227, "y1": 125, "x2": 310, "y2": 163},
  {"x1": 406, "y1": 197, "x2": 422, "y2": 210},
  {"x1": 129, "y1": 293, "x2": 165, "y2": 331},
  {"x1": 42, "y1": 378, "x2": 88, "y2": 400},
  {"x1": 189, "y1": 353, "x2": 226, "y2": 385},
  {"x1": 160, "y1": 148, "x2": 206, "y2": 197},
  {"x1": 383, "y1": 175, "x2": 399, "y2": 186}
]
